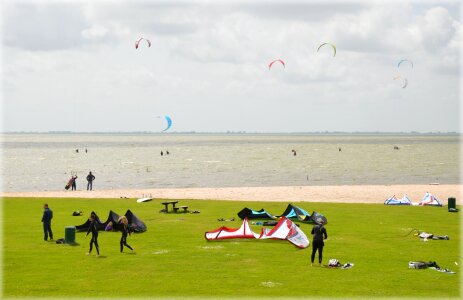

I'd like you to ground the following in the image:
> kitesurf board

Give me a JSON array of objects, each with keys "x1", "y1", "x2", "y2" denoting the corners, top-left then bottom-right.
[{"x1": 137, "y1": 198, "x2": 153, "y2": 203}]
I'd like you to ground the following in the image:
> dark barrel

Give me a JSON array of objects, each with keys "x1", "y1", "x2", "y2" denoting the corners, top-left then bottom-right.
[
  {"x1": 65, "y1": 226, "x2": 76, "y2": 244},
  {"x1": 448, "y1": 197, "x2": 457, "y2": 212}
]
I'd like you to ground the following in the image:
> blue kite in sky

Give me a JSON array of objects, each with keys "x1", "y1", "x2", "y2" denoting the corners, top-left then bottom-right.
[{"x1": 162, "y1": 115, "x2": 172, "y2": 132}]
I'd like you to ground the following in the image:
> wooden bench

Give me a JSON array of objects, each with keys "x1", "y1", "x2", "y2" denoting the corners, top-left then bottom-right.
[
  {"x1": 173, "y1": 207, "x2": 180, "y2": 213},
  {"x1": 180, "y1": 206, "x2": 189, "y2": 213}
]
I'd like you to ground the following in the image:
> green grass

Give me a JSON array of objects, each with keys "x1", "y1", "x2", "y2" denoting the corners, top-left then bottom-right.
[{"x1": 2, "y1": 197, "x2": 461, "y2": 298}]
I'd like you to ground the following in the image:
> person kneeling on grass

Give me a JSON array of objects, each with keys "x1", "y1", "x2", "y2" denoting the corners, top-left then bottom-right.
[
  {"x1": 118, "y1": 216, "x2": 134, "y2": 253},
  {"x1": 86, "y1": 212, "x2": 100, "y2": 256},
  {"x1": 311, "y1": 220, "x2": 327, "y2": 266}
]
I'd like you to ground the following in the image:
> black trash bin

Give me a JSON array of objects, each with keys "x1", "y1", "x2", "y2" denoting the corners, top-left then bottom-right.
[
  {"x1": 65, "y1": 226, "x2": 76, "y2": 244},
  {"x1": 448, "y1": 197, "x2": 458, "y2": 212}
]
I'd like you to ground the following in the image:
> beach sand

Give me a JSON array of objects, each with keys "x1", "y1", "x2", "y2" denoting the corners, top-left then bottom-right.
[{"x1": 2, "y1": 184, "x2": 461, "y2": 204}]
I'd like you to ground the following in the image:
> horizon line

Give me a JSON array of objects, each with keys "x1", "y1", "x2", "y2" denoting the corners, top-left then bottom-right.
[{"x1": 1, "y1": 131, "x2": 460, "y2": 135}]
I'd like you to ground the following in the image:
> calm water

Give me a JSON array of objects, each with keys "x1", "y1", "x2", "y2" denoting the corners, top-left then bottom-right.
[{"x1": 0, "y1": 133, "x2": 460, "y2": 192}]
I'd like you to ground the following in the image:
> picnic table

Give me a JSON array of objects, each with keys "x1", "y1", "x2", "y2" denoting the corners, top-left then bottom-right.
[{"x1": 161, "y1": 201, "x2": 178, "y2": 213}]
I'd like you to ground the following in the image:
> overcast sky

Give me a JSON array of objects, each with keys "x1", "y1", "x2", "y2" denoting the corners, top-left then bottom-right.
[{"x1": 1, "y1": 0, "x2": 461, "y2": 133}]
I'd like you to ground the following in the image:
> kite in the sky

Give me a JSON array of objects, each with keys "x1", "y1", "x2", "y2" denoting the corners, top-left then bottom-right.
[
  {"x1": 268, "y1": 59, "x2": 285, "y2": 70},
  {"x1": 162, "y1": 115, "x2": 172, "y2": 132},
  {"x1": 393, "y1": 75, "x2": 408, "y2": 89},
  {"x1": 398, "y1": 59, "x2": 413, "y2": 69},
  {"x1": 317, "y1": 43, "x2": 336, "y2": 57},
  {"x1": 135, "y1": 37, "x2": 151, "y2": 49}
]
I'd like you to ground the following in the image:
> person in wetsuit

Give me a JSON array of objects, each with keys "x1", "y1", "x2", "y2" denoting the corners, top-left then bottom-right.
[
  {"x1": 86, "y1": 213, "x2": 100, "y2": 256},
  {"x1": 118, "y1": 216, "x2": 134, "y2": 253},
  {"x1": 311, "y1": 221, "x2": 328, "y2": 266}
]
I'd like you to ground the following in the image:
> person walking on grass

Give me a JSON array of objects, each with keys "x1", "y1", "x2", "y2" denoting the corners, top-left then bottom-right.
[
  {"x1": 86, "y1": 171, "x2": 95, "y2": 191},
  {"x1": 118, "y1": 216, "x2": 134, "y2": 253},
  {"x1": 311, "y1": 220, "x2": 327, "y2": 266},
  {"x1": 86, "y1": 212, "x2": 100, "y2": 256},
  {"x1": 41, "y1": 204, "x2": 53, "y2": 241}
]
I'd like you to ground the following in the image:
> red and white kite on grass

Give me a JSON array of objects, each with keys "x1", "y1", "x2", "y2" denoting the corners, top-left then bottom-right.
[{"x1": 205, "y1": 217, "x2": 309, "y2": 248}]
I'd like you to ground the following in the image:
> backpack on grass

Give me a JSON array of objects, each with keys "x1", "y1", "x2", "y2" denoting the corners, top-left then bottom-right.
[{"x1": 408, "y1": 261, "x2": 438, "y2": 269}]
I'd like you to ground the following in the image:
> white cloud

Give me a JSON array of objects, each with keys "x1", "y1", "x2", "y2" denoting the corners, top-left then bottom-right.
[
  {"x1": 414, "y1": 6, "x2": 459, "y2": 53},
  {"x1": 3, "y1": 2, "x2": 89, "y2": 51},
  {"x1": 81, "y1": 25, "x2": 108, "y2": 39},
  {"x1": 1, "y1": 1, "x2": 460, "y2": 132}
]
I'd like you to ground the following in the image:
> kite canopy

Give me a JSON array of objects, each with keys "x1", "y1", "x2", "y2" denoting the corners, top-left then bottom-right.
[
  {"x1": 238, "y1": 204, "x2": 327, "y2": 224},
  {"x1": 75, "y1": 211, "x2": 105, "y2": 231},
  {"x1": 317, "y1": 42, "x2": 336, "y2": 57},
  {"x1": 237, "y1": 208, "x2": 276, "y2": 220},
  {"x1": 398, "y1": 59, "x2": 413, "y2": 69},
  {"x1": 162, "y1": 115, "x2": 172, "y2": 132},
  {"x1": 205, "y1": 218, "x2": 258, "y2": 240},
  {"x1": 103, "y1": 210, "x2": 122, "y2": 230},
  {"x1": 310, "y1": 211, "x2": 328, "y2": 225},
  {"x1": 205, "y1": 217, "x2": 309, "y2": 248},
  {"x1": 258, "y1": 217, "x2": 310, "y2": 248},
  {"x1": 384, "y1": 194, "x2": 412, "y2": 205},
  {"x1": 268, "y1": 59, "x2": 285, "y2": 69},
  {"x1": 280, "y1": 204, "x2": 311, "y2": 222},
  {"x1": 76, "y1": 210, "x2": 147, "y2": 232},
  {"x1": 124, "y1": 209, "x2": 147, "y2": 232},
  {"x1": 393, "y1": 75, "x2": 408, "y2": 88},
  {"x1": 419, "y1": 192, "x2": 443, "y2": 207},
  {"x1": 135, "y1": 37, "x2": 151, "y2": 49}
]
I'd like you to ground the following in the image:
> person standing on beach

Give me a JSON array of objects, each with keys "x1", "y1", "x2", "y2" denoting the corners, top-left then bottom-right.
[
  {"x1": 41, "y1": 204, "x2": 53, "y2": 241},
  {"x1": 311, "y1": 221, "x2": 327, "y2": 266},
  {"x1": 86, "y1": 172, "x2": 95, "y2": 191},
  {"x1": 118, "y1": 216, "x2": 134, "y2": 253},
  {"x1": 71, "y1": 175, "x2": 78, "y2": 191},
  {"x1": 86, "y1": 212, "x2": 100, "y2": 256}
]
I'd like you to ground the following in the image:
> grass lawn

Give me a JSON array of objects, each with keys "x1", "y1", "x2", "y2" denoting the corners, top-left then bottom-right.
[{"x1": 2, "y1": 197, "x2": 460, "y2": 298}]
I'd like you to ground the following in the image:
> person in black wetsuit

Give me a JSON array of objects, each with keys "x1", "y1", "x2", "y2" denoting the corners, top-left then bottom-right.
[
  {"x1": 118, "y1": 216, "x2": 134, "y2": 253},
  {"x1": 41, "y1": 203, "x2": 53, "y2": 241},
  {"x1": 86, "y1": 213, "x2": 100, "y2": 256},
  {"x1": 311, "y1": 221, "x2": 328, "y2": 266}
]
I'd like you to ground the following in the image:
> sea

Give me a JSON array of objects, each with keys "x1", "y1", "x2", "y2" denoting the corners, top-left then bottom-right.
[{"x1": 0, "y1": 133, "x2": 460, "y2": 192}]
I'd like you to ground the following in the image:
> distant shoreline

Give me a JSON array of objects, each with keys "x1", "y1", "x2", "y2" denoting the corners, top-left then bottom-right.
[{"x1": 2, "y1": 184, "x2": 461, "y2": 204}]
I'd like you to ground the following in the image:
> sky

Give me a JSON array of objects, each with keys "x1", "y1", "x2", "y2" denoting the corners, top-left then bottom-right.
[{"x1": 1, "y1": 0, "x2": 461, "y2": 133}]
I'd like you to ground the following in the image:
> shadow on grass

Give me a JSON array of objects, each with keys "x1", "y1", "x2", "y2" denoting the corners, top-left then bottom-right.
[
  {"x1": 85, "y1": 255, "x2": 107, "y2": 258},
  {"x1": 65, "y1": 242, "x2": 80, "y2": 246}
]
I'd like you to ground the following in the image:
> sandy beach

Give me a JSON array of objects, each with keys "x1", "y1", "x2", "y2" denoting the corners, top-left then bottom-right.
[{"x1": 2, "y1": 184, "x2": 461, "y2": 204}]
